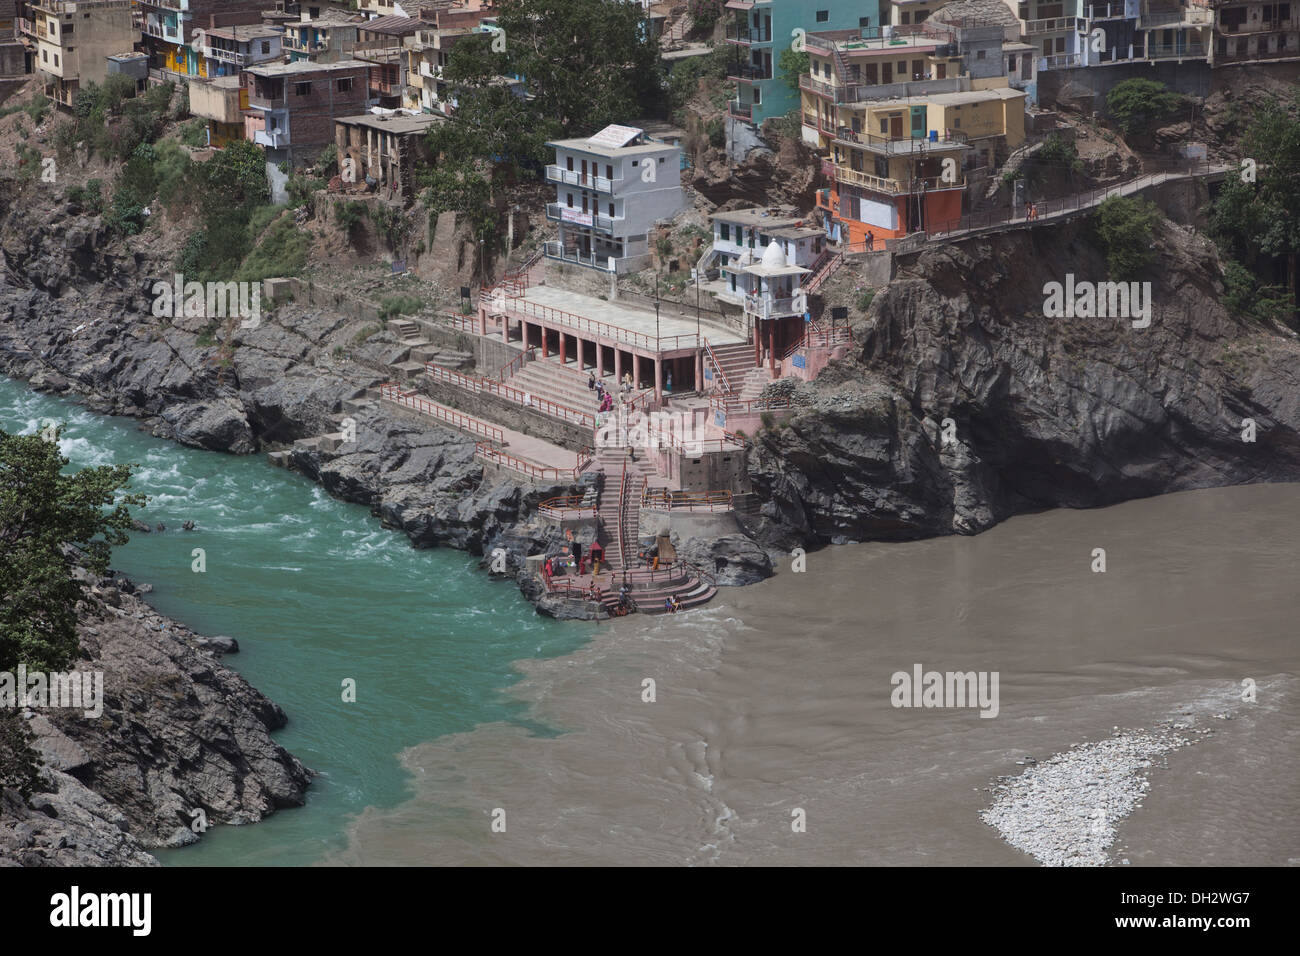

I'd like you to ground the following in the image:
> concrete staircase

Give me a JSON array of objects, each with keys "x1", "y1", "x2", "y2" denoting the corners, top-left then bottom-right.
[
  {"x1": 704, "y1": 341, "x2": 755, "y2": 395},
  {"x1": 737, "y1": 367, "x2": 774, "y2": 402},
  {"x1": 507, "y1": 356, "x2": 652, "y2": 413}
]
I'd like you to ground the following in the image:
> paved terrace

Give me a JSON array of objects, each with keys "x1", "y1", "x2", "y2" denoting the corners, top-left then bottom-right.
[
  {"x1": 485, "y1": 285, "x2": 747, "y2": 401},
  {"x1": 519, "y1": 286, "x2": 744, "y2": 349}
]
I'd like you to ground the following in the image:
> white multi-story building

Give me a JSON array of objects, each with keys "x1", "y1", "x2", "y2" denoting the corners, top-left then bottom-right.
[{"x1": 544, "y1": 125, "x2": 684, "y2": 274}]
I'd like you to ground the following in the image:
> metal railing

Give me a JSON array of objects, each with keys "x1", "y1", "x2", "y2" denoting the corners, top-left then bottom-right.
[
  {"x1": 642, "y1": 488, "x2": 734, "y2": 513},
  {"x1": 474, "y1": 442, "x2": 587, "y2": 482},
  {"x1": 834, "y1": 166, "x2": 966, "y2": 193},
  {"x1": 744, "y1": 293, "x2": 805, "y2": 320},
  {"x1": 379, "y1": 383, "x2": 505, "y2": 442},
  {"x1": 426, "y1": 362, "x2": 596, "y2": 429},
  {"x1": 725, "y1": 23, "x2": 772, "y2": 44},
  {"x1": 496, "y1": 294, "x2": 700, "y2": 352},
  {"x1": 729, "y1": 99, "x2": 753, "y2": 119},
  {"x1": 539, "y1": 494, "x2": 596, "y2": 519},
  {"x1": 1024, "y1": 16, "x2": 1081, "y2": 34},
  {"x1": 544, "y1": 165, "x2": 619, "y2": 193},
  {"x1": 875, "y1": 159, "x2": 1229, "y2": 248},
  {"x1": 709, "y1": 394, "x2": 791, "y2": 413},
  {"x1": 701, "y1": 338, "x2": 733, "y2": 394}
]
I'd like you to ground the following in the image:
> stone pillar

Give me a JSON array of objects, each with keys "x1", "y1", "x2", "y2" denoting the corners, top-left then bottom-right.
[
  {"x1": 768, "y1": 323, "x2": 776, "y2": 373},
  {"x1": 654, "y1": 356, "x2": 663, "y2": 404},
  {"x1": 560, "y1": 331, "x2": 567, "y2": 365},
  {"x1": 754, "y1": 320, "x2": 762, "y2": 368},
  {"x1": 478, "y1": 304, "x2": 487, "y2": 337},
  {"x1": 695, "y1": 349, "x2": 704, "y2": 393},
  {"x1": 542, "y1": 326, "x2": 549, "y2": 358},
  {"x1": 633, "y1": 353, "x2": 641, "y2": 391},
  {"x1": 596, "y1": 341, "x2": 604, "y2": 378},
  {"x1": 614, "y1": 348, "x2": 622, "y2": 385}
]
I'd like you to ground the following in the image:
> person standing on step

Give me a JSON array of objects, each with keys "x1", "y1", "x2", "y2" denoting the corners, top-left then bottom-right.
[{"x1": 588, "y1": 371, "x2": 596, "y2": 391}]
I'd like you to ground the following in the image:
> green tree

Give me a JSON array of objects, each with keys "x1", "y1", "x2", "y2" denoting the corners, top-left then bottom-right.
[
  {"x1": 1207, "y1": 102, "x2": 1300, "y2": 324},
  {"x1": 0, "y1": 428, "x2": 143, "y2": 673},
  {"x1": 1105, "y1": 78, "x2": 1186, "y2": 137},
  {"x1": 1094, "y1": 195, "x2": 1161, "y2": 280},
  {"x1": 778, "y1": 47, "x2": 809, "y2": 93}
]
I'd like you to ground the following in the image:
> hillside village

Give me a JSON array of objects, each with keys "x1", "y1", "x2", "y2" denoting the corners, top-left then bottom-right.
[{"x1": 0, "y1": 0, "x2": 1297, "y2": 617}]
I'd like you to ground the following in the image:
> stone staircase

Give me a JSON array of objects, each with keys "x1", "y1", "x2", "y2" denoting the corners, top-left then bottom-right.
[
  {"x1": 704, "y1": 341, "x2": 755, "y2": 395},
  {"x1": 507, "y1": 356, "x2": 653, "y2": 413},
  {"x1": 387, "y1": 318, "x2": 432, "y2": 381},
  {"x1": 737, "y1": 367, "x2": 774, "y2": 402}
]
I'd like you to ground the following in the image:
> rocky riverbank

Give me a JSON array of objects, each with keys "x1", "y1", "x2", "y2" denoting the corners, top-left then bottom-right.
[
  {"x1": 0, "y1": 577, "x2": 312, "y2": 867},
  {"x1": 980, "y1": 722, "x2": 1213, "y2": 867}
]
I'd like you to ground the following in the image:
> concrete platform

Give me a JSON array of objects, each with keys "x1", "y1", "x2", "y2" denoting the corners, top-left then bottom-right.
[{"x1": 521, "y1": 286, "x2": 745, "y2": 347}]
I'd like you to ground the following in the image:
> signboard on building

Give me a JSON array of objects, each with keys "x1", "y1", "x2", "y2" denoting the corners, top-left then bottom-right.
[{"x1": 561, "y1": 207, "x2": 593, "y2": 227}]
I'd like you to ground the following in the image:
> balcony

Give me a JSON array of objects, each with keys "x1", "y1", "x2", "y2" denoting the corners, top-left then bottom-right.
[
  {"x1": 744, "y1": 293, "x2": 806, "y2": 320},
  {"x1": 800, "y1": 71, "x2": 965, "y2": 104},
  {"x1": 729, "y1": 98, "x2": 752, "y2": 119},
  {"x1": 544, "y1": 165, "x2": 620, "y2": 193},
  {"x1": 254, "y1": 128, "x2": 290, "y2": 148},
  {"x1": 1147, "y1": 41, "x2": 1207, "y2": 59},
  {"x1": 1084, "y1": 3, "x2": 1128, "y2": 17},
  {"x1": 725, "y1": 23, "x2": 772, "y2": 45},
  {"x1": 204, "y1": 46, "x2": 256, "y2": 66},
  {"x1": 546, "y1": 203, "x2": 624, "y2": 232},
  {"x1": 1024, "y1": 16, "x2": 1081, "y2": 33},
  {"x1": 1038, "y1": 51, "x2": 1084, "y2": 68},
  {"x1": 727, "y1": 60, "x2": 771, "y2": 83},
  {"x1": 543, "y1": 240, "x2": 629, "y2": 273},
  {"x1": 834, "y1": 165, "x2": 965, "y2": 193},
  {"x1": 835, "y1": 127, "x2": 969, "y2": 153}
]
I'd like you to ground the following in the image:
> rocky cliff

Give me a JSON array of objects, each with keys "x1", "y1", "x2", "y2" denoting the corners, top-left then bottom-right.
[
  {"x1": 0, "y1": 580, "x2": 312, "y2": 866},
  {"x1": 746, "y1": 214, "x2": 1300, "y2": 551}
]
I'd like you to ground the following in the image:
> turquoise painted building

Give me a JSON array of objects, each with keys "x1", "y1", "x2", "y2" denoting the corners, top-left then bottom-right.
[{"x1": 725, "y1": 0, "x2": 881, "y2": 128}]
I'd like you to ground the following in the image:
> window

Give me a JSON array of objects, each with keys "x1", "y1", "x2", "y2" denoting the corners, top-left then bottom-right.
[
  {"x1": 53, "y1": 54, "x2": 58, "y2": 67},
  {"x1": 1055, "y1": 37, "x2": 1065, "y2": 53},
  {"x1": 49, "y1": 22, "x2": 56, "y2": 35},
  {"x1": 901, "y1": 11, "x2": 910, "y2": 23},
  {"x1": 608, "y1": 203, "x2": 614, "y2": 216},
  {"x1": 336, "y1": 77, "x2": 353, "y2": 92},
  {"x1": 566, "y1": 193, "x2": 573, "y2": 208},
  {"x1": 720, "y1": 223, "x2": 730, "y2": 241},
  {"x1": 977, "y1": 49, "x2": 985, "y2": 59},
  {"x1": 606, "y1": 164, "x2": 612, "y2": 179},
  {"x1": 294, "y1": 81, "x2": 312, "y2": 95},
  {"x1": 816, "y1": 10, "x2": 829, "y2": 22},
  {"x1": 658, "y1": 157, "x2": 664, "y2": 164},
  {"x1": 953, "y1": 117, "x2": 961, "y2": 128},
  {"x1": 63, "y1": 23, "x2": 72, "y2": 35},
  {"x1": 631, "y1": 159, "x2": 638, "y2": 167},
  {"x1": 262, "y1": 41, "x2": 270, "y2": 54},
  {"x1": 753, "y1": 87, "x2": 761, "y2": 104},
  {"x1": 859, "y1": 16, "x2": 871, "y2": 27},
  {"x1": 879, "y1": 118, "x2": 888, "y2": 133},
  {"x1": 42, "y1": 50, "x2": 47, "y2": 63},
  {"x1": 566, "y1": 156, "x2": 573, "y2": 171}
]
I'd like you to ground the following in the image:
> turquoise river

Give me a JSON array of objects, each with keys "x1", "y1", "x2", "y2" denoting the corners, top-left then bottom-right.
[{"x1": 0, "y1": 376, "x2": 590, "y2": 866}]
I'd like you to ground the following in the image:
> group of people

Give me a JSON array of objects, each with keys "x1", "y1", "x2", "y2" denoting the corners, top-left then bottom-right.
[
  {"x1": 664, "y1": 594, "x2": 682, "y2": 614},
  {"x1": 1024, "y1": 201, "x2": 1039, "y2": 221},
  {"x1": 588, "y1": 373, "x2": 625, "y2": 414}
]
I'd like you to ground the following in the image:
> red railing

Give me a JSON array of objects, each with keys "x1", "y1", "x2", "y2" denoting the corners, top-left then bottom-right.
[
  {"x1": 474, "y1": 442, "x2": 586, "y2": 482},
  {"x1": 496, "y1": 349, "x2": 530, "y2": 381},
  {"x1": 379, "y1": 383, "x2": 505, "y2": 443},
  {"x1": 539, "y1": 494, "x2": 596, "y2": 519},
  {"x1": 701, "y1": 337, "x2": 733, "y2": 394},
  {"x1": 616, "y1": 459, "x2": 630, "y2": 579},
  {"x1": 426, "y1": 362, "x2": 596, "y2": 428},
  {"x1": 641, "y1": 487, "x2": 733, "y2": 513},
  {"x1": 499, "y1": 296, "x2": 700, "y2": 352},
  {"x1": 436, "y1": 310, "x2": 477, "y2": 332}
]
